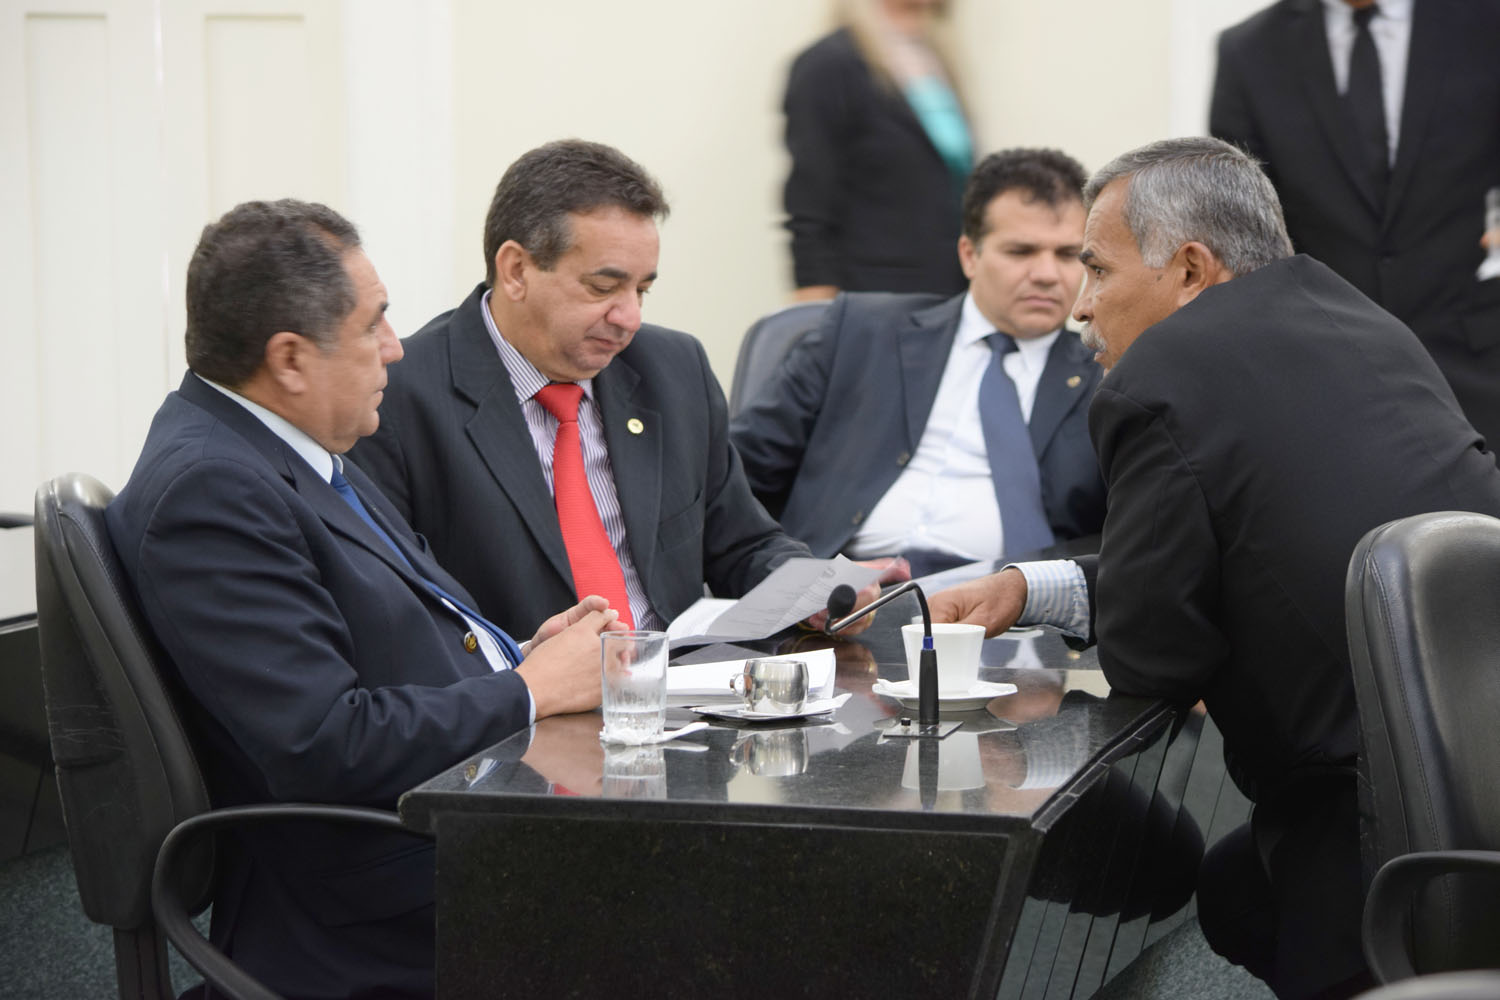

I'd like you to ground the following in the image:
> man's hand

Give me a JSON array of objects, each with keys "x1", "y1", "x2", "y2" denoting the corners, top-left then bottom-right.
[
  {"x1": 517, "y1": 607, "x2": 621, "y2": 719},
  {"x1": 528, "y1": 595, "x2": 629, "y2": 649},
  {"x1": 928, "y1": 567, "x2": 1029, "y2": 638},
  {"x1": 803, "y1": 557, "x2": 911, "y2": 634}
]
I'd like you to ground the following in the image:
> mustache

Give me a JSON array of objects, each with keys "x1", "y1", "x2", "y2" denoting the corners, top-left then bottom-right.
[{"x1": 1079, "y1": 323, "x2": 1103, "y2": 353}]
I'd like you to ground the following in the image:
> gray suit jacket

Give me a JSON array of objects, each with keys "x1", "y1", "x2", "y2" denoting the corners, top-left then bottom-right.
[
  {"x1": 351, "y1": 285, "x2": 810, "y2": 638},
  {"x1": 729, "y1": 291, "x2": 1106, "y2": 558}
]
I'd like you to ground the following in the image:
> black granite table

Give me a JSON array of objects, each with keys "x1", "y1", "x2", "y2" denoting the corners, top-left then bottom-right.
[{"x1": 401, "y1": 588, "x2": 1241, "y2": 999}]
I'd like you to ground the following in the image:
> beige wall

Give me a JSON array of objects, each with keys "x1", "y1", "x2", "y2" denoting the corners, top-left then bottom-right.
[
  {"x1": 450, "y1": 0, "x2": 1203, "y2": 381},
  {"x1": 1, "y1": 0, "x2": 1267, "y2": 512}
]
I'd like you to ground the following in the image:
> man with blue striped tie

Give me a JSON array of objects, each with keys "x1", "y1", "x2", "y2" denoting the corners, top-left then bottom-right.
[{"x1": 106, "y1": 198, "x2": 619, "y2": 998}]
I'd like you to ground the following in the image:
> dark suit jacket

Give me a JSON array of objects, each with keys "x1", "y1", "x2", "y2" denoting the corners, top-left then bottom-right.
[
  {"x1": 1086, "y1": 255, "x2": 1500, "y2": 793},
  {"x1": 1080, "y1": 256, "x2": 1500, "y2": 994},
  {"x1": 729, "y1": 291, "x2": 1106, "y2": 558},
  {"x1": 782, "y1": 27, "x2": 969, "y2": 295},
  {"x1": 1210, "y1": 0, "x2": 1500, "y2": 446},
  {"x1": 349, "y1": 285, "x2": 810, "y2": 638},
  {"x1": 107, "y1": 373, "x2": 535, "y2": 998}
]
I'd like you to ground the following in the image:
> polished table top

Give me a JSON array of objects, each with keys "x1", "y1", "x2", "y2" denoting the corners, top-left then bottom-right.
[
  {"x1": 402, "y1": 593, "x2": 1167, "y2": 833},
  {"x1": 400, "y1": 591, "x2": 1198, "y2": 1000}
]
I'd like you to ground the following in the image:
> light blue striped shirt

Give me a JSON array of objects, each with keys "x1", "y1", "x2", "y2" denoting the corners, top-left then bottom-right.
[
  {"x1": 479, "y1": 291, "x2": 661, "y2": 630},
  {"x1": 1014, "y1": 558, "x2": 1091, "y2": 640}
]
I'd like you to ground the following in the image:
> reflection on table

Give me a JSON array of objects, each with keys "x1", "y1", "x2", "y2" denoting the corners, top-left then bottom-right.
[{"x1": 402, "y1": 599, "x2": 1238, "y2": 999}]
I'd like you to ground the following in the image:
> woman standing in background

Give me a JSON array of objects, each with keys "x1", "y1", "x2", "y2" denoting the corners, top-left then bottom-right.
[{"x1": 783, "y1": 0, "x2": 973, "y2": 301}]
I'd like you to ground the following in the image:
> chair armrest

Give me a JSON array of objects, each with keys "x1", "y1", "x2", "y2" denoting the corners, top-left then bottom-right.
[
  {"x1": 151, "y1": 804, "x2": 425, "y2": 1000},
  {"x1": 1363, "y1": 850, "x2": 1500, "y2": 983},
  {"x1": 1354, "y1": 970, "x2": 1500, "y2": 999}
]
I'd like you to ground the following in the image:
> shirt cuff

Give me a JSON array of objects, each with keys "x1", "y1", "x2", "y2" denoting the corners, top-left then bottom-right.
[{"x1": 1012, "y1": 559, "x2": 1092, "y2": 640}]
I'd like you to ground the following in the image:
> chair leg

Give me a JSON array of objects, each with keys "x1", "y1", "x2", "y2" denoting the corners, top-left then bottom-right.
[{"x1": 112, "y1": 924, "x2": 175, "y2": 1000}]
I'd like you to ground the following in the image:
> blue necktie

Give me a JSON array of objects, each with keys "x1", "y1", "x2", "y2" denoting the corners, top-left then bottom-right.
[
  {"x1": 978, "y1": 333, "x2": 1055, "y2": 557},
  {"x1": 329, "y1": 465, "x2": 524, "y2": 666}
]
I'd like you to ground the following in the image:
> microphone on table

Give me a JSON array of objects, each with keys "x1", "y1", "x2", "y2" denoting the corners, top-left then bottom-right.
[{"x1": 824, "y1": 581, "x2": 940, "y2": 730}]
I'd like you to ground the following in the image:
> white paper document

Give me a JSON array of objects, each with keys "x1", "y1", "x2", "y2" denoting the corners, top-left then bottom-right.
[
  {"x1": 666, "y1": 646, "x2": 837, "y2": 700},
  {"x1": 664, "y1": 556, "x2": 881, "y2": 648}
]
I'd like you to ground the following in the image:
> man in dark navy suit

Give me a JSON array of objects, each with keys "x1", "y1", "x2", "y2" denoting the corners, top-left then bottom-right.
[
  {"x1": 107, "y1": 199, "x2": 619, "y2": 998},
  {"x1": 731, "y1": 148, "x2": 1107, "y2": 575}
]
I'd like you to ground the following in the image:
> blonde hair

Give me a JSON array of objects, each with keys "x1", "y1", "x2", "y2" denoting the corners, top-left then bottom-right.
[{"x1": 835, "y1": 0, "x2": 967, "y2": 108}]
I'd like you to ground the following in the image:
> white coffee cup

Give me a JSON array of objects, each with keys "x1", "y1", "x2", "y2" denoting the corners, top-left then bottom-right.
[{"x1": 901, "y1": 622, "x2": 984, "y2": 695}]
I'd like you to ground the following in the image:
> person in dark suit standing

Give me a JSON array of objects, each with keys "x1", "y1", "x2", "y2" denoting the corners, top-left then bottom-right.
[
  {"x1": 1210, "y1": 0, "x2": 1500, "y2": 449},
  {"x1": 782, "y1": 0, "x2": 972, "y2": 300},
  {"x1": 930, "y1": 137, "x2": 1500, "y2": 1000},
  {"x1": 732, "y1": 148, "x2": 1106, "y2": 574},
  {"x1": 107, "y1": 200, "x2": 621, "y2": 997},
  {"x1": 350, "y1": 141, "x2": 878, "y2": 641}
]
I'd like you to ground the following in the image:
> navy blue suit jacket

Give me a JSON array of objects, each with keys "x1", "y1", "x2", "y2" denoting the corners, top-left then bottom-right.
[
  {"x1": 729, "y1": 292, "x2": 1106, "y2": 558},
  {"x1": 107, "y1": 373, "x2": 533, "y2": 998},
  {"x1": 349, "y1": 285, "x2": 811, "y2": 637}
]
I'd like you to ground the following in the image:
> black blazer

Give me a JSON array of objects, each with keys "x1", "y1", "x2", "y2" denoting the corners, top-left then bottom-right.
[
  {"x1": 782, "y1": 28, "x2": 969, "y2": 295},
  {"x1": 350, "y1": 285, "x2": 810, "y2": 638},
  {"x1": 1083, "y1": 256, "x2": 1500, "y2": 800},
  {"x1": 729, "y1": 291, "x2": 1105, "y2": 558},
  {"x1": 1210, "y1": 0, "x2": 1500, "y2": 446},
  {"x1": 107, "y1": 374, "x2": 535, "y2": 996}
]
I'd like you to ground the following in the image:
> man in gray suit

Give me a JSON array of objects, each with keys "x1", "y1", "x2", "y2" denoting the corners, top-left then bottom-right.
[
  {"x1": 731, "y1": 148, "x2": 1106, "y2": 575},
  {"x1": 352, "y1": 140, "x2": 890, "y2": 639}
]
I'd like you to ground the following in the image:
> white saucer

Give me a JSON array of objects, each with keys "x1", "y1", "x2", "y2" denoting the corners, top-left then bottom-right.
[
  {"x1": 688, "y1": 693, "x2": 849, "y2": 722},
  {"x1": 871, "y1": 679, "x2": 1018, "y2": 712}
]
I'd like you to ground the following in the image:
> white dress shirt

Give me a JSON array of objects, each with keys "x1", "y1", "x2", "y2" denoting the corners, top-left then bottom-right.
[
  {"x1": 848, "y1": 292, "x2": 1060, "y2": 563},
  {"x1": 1321, "y1": 0, "x2": 1413, "y2": 166},
  {"x1": 480, "y1": 292, "x2": 661, "y2": 630},
  {"x1": 199, "y1": 376, "x2": 527, "y2": 712}
]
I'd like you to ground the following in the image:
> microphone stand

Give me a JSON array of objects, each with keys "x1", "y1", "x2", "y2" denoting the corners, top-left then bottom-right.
[{"x1": 826, "y1": 582, "x2": 960, "y2": 740}]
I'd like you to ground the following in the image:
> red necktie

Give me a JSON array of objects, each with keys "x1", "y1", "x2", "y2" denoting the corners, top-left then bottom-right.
[{"x1": 533, "y1": 383, "x2": 633, "y2": 627}]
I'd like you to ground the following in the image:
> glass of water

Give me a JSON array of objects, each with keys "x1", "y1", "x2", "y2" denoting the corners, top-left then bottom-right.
[{"x1": 600, "y1": 630, "x2": 669, "y2": 744}]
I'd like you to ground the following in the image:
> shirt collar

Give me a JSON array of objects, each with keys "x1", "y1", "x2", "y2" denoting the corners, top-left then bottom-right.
[
  {"x1": 198, "y1": 374, "x2": 335, "y2": 482},
  {"x1": 957, "y1": 291, "x2": 1063, "y2": 359},
  {"x1": 1321, "y1": 0, "x2": 1413, "y2": 27},
  {"x1": 479, "y1": 289, "x2": 596, "y2": 403}
]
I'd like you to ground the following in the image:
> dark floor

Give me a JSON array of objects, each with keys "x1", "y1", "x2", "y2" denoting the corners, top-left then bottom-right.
[{"x1": 0, "y1": 846, "x2": 202, "y2": 999}]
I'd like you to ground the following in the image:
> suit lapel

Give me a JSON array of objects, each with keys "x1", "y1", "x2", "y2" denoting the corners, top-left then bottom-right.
[
  {"x1": 178, "y1": 374, "x2": 437, "y2": 591},
  {"x1": 1385, "y1": 0, "x2": 1446, "y2": 227},
  {"x1": 896, "y1": 296, "x2": 963, "y2": 450},
  {"x1": 1289, "y1": 0, "x2": 1385, "y2": 217},
  {"x1": 446, "y1": 292, "x2": 575, "y2": 588},
  {"x1": 594, "y1": 355, "x2": 660, "y2": 582},
  {"x1": 1027, "y1": 333, "x2": 1094, "y2": 457}
]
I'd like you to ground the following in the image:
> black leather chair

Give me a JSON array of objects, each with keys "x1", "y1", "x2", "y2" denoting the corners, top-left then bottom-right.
[
  {"x1": 727, "y1": 300, "x2": 829, "y2": 417},
  {"x1": 34, "y1": 473, "x2": 417, "y2": 1000},
  {"x1": 0, "y1": 512, "x2": 32, "y2": 528},
  {"x1": 1345, "y1": 511, "x2": 1500, "y2": 983}
]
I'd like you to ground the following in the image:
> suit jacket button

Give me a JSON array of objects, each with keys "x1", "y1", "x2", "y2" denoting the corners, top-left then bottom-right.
[
  {"x1": 463, "y1": 631, "x2": 479, "y2": 653},
  {"x1": 852, "y1": 510, "x2": 864, "y2": 525},
  {"x1": 896, "y1": 451, "x2": 910, "y2": 466}
]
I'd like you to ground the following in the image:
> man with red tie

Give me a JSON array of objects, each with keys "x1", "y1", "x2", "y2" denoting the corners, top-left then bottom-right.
[{"x1": 352, "y1": 140, "x2": 834, "y2": 638}]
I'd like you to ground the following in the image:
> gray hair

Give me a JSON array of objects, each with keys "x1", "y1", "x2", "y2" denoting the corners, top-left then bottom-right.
[{"x1": 1083, "y1": 136, "x2": 1292, "y2": 275}]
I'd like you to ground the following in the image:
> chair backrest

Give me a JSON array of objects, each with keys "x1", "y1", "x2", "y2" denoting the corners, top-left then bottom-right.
[
  {"x1": 32, "y1": 474, "x2": 214, "y2": 937},
  {"x1": 727, "y1": 301, "x2": 829, "y2": 418},
  {"x1": 1345, "y1": 511, "x2": 1500, "y2": 973}
]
